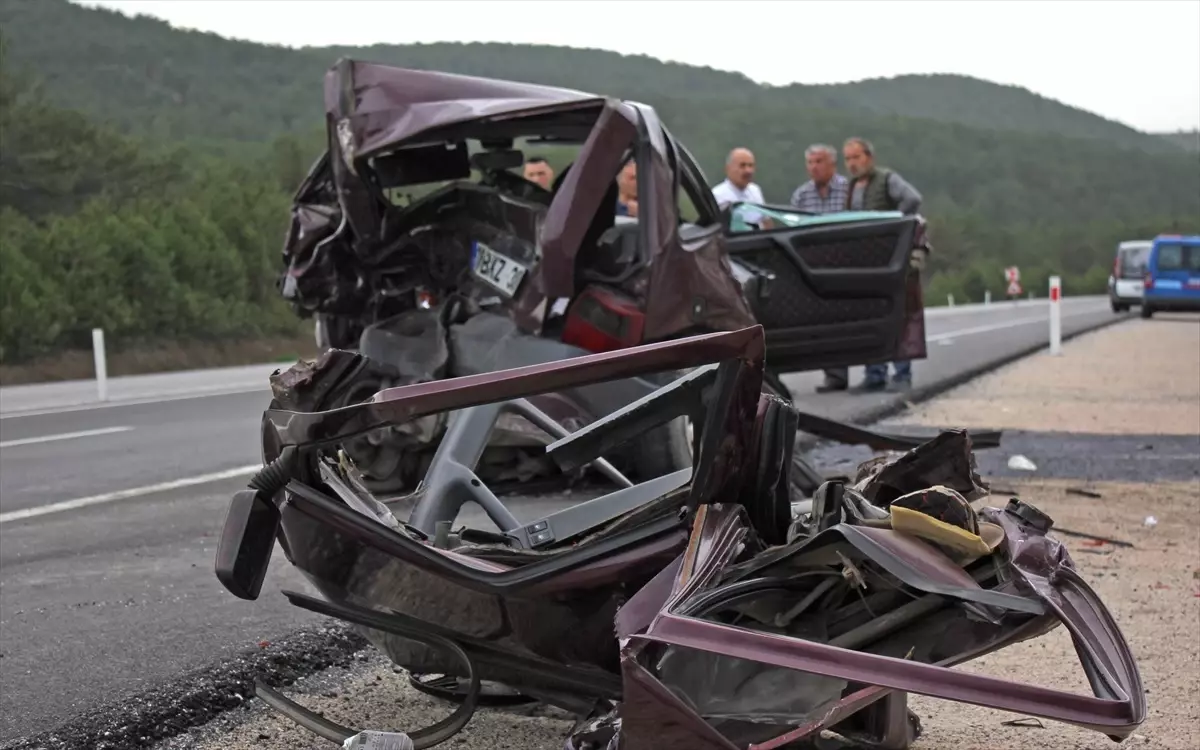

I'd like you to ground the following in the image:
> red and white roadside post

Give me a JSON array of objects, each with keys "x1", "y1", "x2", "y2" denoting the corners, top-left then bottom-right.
[{"x1": 1048, "y1": 276, "x2": 1062, "y2": 356}]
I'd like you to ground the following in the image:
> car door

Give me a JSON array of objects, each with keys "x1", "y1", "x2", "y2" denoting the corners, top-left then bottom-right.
[{"x1": 720, "y1": 203, "x2": 926, "y2": 373}]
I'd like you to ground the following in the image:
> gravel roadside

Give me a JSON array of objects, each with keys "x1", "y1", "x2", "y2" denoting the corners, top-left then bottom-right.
[
  {"x1": 897, "y1": 315, "x2": 1200, "y2": 436},
  {"x1": 160, "y1": 656, "x2": 573, "y2": 750},
  {"x1": 897, "y1": 314, "x2": 1200, "y2": 749},
  {"x1": 911, "y1": 478, "x2": 1199, "y2": 750}
]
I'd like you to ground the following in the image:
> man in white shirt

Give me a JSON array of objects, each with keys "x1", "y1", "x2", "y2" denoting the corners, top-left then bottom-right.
[{"x1": 711, "y1": 148, "x2": 768, "y2": 227}]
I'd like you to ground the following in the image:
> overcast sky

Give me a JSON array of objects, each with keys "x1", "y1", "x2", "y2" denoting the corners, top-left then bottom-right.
[{"x1": 82, "y1": 0, "x2": 1200, "y2": 133}]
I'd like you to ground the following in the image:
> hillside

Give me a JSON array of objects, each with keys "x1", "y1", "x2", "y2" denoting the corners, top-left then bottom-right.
[
  {"x1": 1, "y1": 0, "x2": 1197, "y2": 227},
  {"x1": 0, "y1": 0, "x2": 1197, "y2": 371},
  {"x1": 1157, "y1": 130, "x2": 1200, "y2": 153},
  {"x1": 0, "y1": 0, "x2": 1182, "y2": 155},
  {"x1": 792, "y1": 74, "x2": 1176, "y2": 153}
]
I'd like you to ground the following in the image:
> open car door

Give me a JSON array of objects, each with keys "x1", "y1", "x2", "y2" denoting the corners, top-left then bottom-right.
[{"x1": 722, "y1": 204, "x2": 927, "y2": 373}]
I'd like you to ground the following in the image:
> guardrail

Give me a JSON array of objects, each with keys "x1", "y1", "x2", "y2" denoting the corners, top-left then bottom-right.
[{"x1": 924, "y1": 295, "x2": 1066, "y2": 317}]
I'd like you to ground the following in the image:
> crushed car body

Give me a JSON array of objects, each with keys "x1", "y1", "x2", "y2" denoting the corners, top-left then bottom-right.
[
  {"x1": 274, "y1": 57, "x2": 935, "y2": 493},
  {"x1": 216, "y1": 323, "x2": 1146, "y2": 749},
  {"x1": 286, "y1": 57, "x2": 929, "y2": 361},
  {"x1": 215, "y1": 59, "x2": 1143, "y2": 748}
]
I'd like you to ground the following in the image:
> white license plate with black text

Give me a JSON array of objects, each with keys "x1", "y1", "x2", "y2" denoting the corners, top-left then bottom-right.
[{"x1": 471, "y1": 242, "x2": 528, "y2": 297}]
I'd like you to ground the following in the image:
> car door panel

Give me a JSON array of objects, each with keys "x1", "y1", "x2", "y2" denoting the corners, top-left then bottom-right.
[{"x1": 724, "y1": 216, "x2": 925, "y2": 373}]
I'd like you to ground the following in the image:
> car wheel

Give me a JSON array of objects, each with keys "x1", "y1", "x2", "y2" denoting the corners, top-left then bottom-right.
[
  {"x1": 1111, "y1": 300, "x2": 1127, "y2": 313},
  {"x1": 1141, "y1": 305, "x2": 1154, "y2": 319}
]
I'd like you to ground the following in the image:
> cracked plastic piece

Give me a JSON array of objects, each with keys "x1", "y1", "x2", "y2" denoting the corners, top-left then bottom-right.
[{"x1": 343, "y1": 731, "x2": 415, "y2": 750}]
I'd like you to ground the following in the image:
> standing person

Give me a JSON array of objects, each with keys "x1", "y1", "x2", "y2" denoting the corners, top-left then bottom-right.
[
  {"x1": 790, "y1": 143, "x2": 850, "y2": 215},
  {"x1": 712, "y1": 147, "x2": 771, "y2": 228},
  {"x1": 522, "y1": 156, "x2": 555, "y2": 190},
  {"x1": 790, "y1": 145, "x2": 854, "y2": 393},
  {"x1": 842, "y1": 136, "x2": 924, "y2": 392}
]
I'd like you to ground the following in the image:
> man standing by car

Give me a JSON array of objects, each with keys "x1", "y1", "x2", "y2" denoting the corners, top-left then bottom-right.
[
  {"x1": 790, "y1": 144, "x2": 850, "y2": 215},
  {"x1": 840, "y1": 136, "x2": 924, "y2": 392},
  {"x1": 712, "y1": 147, "x2": 772, "y2": 228},
  {"x1": 790, "y1": 144, "x2": 855, "y2": 393},
  {"x1": 523, "y1": 156, "x2": 555, "y2": 190}
]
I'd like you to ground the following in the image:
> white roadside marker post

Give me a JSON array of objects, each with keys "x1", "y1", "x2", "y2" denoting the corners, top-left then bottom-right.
[
  {"x1": 984, "y1": 289, "x2": 991, "y2": 305},
  {"x1": 1048, "y1": 276, "x2": 1062, "y2": 356},
  {"x1": 947, "y1": 294, "x2": 955, "y2": 307},
  {"x1": 92, "y1": 328, "x2": 109, "y2": 402}
]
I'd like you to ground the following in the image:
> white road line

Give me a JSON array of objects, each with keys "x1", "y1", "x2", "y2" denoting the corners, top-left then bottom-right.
[
  {"x1": 0, "y1": 464, "x2": 261, "y2": 525},
  {"x1": 924, "y1": 296, "x2": 1105, "y2": 318},
  {"x1": 0, "y1": 426, "x2": 134, "y2": 449}
]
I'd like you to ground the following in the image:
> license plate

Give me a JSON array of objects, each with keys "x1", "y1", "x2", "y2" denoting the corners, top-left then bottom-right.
[{"x1": 471, "y1": 241, "x2": 528, "y2": 297}]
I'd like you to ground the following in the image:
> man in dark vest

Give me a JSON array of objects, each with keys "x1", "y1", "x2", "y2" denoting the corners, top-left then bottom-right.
[{"x1": 822, "y1": 136, "x2": 924, "y2": 393}]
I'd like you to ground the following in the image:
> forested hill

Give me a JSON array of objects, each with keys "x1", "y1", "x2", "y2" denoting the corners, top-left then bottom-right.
[
  {"x1": 1157, "y1": 130, "x2": 1200, "y2": 153},
  {"x1": 790, "y1": 74, "x2": 1174, "y2": 153},
  {"x1": 1, "y1": 0, "x2": 1197, "y2": 371},
  {"x1": 0, "y1": 0, "x2": 1183, "y2": 155}
]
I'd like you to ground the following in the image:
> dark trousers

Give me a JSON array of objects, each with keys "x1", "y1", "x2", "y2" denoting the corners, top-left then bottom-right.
[
  {"x1": 822, "y1": 367, "x2": 849, "y2": 387},
  {"x1": 823, "y1": 362, "x2": 912, "y2": 387},
  {"x1": 864, "y1": 360, "x2": 912, "y2": 384}
]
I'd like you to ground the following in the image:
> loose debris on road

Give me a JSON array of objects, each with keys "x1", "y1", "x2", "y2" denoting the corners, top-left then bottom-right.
[
  {"x1": 1051, "y1": 526, "x2": 1135, "y2": 548},
  {"x1": 208, "y1": 326, "x2": 1145, "y2": 749}
]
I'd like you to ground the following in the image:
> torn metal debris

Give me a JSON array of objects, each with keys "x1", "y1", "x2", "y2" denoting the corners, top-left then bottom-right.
[{"x1": 214, "y1": 324, "x2": 1146, "y2": 749}]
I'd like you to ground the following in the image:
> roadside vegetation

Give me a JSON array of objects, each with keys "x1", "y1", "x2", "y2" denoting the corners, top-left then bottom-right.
[{"x1": 0, "y1": 0, "x2": 1196, "y2": 377}]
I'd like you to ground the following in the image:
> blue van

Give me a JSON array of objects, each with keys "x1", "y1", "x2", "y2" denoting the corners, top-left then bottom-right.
[{"x1": 1142, "y1": 234, "x2": 1200, "y2": 318}]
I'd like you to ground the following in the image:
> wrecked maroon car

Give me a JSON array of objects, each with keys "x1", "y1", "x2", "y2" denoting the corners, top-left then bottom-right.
[
  {"x1": 275, "y1": 58, "x2": 930, "y2": 492},
  {"x1": 216, "y1": 324, "x2": 1146, "y2": 749}
]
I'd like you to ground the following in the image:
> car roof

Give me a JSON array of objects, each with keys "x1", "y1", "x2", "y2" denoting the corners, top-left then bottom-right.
[
  {"x1": 1152, "y1": 234, "x2": 1200, "y2": 247},
  {"x1": 325, "y1": 58, "x2": 630, "y2": 159},
  {"x1": 1117, "y1": 241, "x2": 1152, "y2": 254}
]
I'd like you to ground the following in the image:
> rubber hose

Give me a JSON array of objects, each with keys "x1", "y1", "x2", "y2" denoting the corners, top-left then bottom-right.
[{"x1": 249, "y1": 445, "x2": 299, "y2": 497}]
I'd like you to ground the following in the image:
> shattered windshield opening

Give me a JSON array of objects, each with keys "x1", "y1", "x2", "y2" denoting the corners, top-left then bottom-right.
[{"x1": 374, "y1": 137, "x2": 585, "y2": 209}]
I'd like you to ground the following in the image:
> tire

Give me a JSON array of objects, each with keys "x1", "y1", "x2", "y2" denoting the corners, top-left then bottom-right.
[
  {"x1": 632, "y1": 416, "x2": 694, "y2": 479},
  {"x1": 1141, "y1": 305, "x2": 1154, "y2": 319},
  {"x1": 631, "y1": 368, "x2": 791, "y2": 479},
  {"x1": 1110, "y1": 299, "x2": 1127, "y2": 313}
]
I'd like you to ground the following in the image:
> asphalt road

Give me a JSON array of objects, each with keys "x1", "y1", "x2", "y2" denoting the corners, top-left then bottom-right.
[{"x1": 0, "y1": 296, "x2": 1124, "y2": 742}]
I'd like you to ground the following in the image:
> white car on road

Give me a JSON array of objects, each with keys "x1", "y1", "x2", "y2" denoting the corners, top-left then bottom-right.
[{"x1": 1108, "y1": 239, "x2": 1152, "y2": 312}]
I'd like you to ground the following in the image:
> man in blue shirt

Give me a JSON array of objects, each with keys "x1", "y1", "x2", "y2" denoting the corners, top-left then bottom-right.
[
  {"x1": 790, "y1": 144, "x2": 849, "y2": 215},
  {"x1": 790, "y1": 145, "x2": 853, "y2": 393}
]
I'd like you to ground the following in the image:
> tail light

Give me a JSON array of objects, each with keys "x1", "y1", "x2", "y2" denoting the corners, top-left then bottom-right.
[
  {"x1": 561, "y1": 285, "x2": 645, "y2": 353},
  {"x1": 1113, "y1": 257, "x2": 1120, "y2": 277},
  {"x1": 1144, "y1": 273, "x2": 1154, "y2": 290}
]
